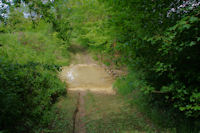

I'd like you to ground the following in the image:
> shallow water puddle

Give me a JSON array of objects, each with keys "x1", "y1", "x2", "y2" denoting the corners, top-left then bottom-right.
[{"x1": 60, "y1": 64, "x2": 115, "y2": 94}]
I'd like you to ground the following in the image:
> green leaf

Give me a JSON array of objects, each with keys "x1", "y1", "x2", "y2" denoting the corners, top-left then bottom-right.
[
  {"x1": 188, "y1": 41, "x2": 196, "y2": 47},
  {"x1": 197, "y1": 37, "x2": 200, "y2": 41},
  {"x1": 189, "y1": 16, "x2": 199, "y2": 23}
]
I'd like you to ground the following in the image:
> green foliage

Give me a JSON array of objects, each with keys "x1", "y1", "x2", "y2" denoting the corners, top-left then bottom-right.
[
  {"x1": 0, "y1": 10, "x2": 32, "y2": 33},
  {"x1": 143, "y1": 15, "x2": 200, "y2": 118},
  {"x1": 66, "y1": 0, "x2": 113, "y2": 48},
  {"x1": 65, "y1": 0, "x2": 200, "y2": 131},
  {"x1": 6, "y1": 11, "x2": 32, "y2": 32},
  {"x1": 0, "y1": 58, "x2": 66, "y2": 132},
  {"x1": 0, "y1": 29, "x2": 69, "y2": 65},
  {"x1": 1, "y1": 0, "x2": 200, "y2": 132},
  {"x1": 0, "y1": 11, "x2": 70, "y2": 132},
  {"x1": 114, "y1": 70, "x2": 146, "y2": 95},
  {"x1": 51, "y1": 0, "x2": 72, "y2": 42}
]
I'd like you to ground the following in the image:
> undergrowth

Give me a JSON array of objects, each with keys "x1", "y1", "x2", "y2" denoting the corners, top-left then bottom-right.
[
  {"x1": 0, "y1": 13, "x2": 70, "y2": 132},
  {"x1": 114, "y1": 69, "x2": 200, "y2": 133}
]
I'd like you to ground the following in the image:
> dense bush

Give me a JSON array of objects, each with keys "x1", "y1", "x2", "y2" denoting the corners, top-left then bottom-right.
[
  {"x1": 0, "y1": 10, "x2": 70, "y2": 132},
  {"x1": 110, "y1": 1, "x2": 200, "y2": 132},
  {"x1": 0, "y1": 58, "x2": 66, "y2": 132},
  {"x1": 143, "y1": 15, "x2": 200, "y2": 117}
]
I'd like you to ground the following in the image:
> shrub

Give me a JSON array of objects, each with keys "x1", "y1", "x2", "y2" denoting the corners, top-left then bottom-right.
[
  {"x1": 0, "y1": 16, "x2": 69, "y2": 132},
  {"x1": 0, "y1": 58, "x2": 66, "y2": 132}
]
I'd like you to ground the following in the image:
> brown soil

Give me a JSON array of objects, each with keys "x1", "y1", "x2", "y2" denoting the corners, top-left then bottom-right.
[
  {"x1": 59, "y1": 45, "x2": 117, "y2": 133},
  {"x1": 73, "y1": 92, "x2": 86, "y2": 133},
  {"x1": 56, "y1": 44, "x2": 166, "y2": 133}
]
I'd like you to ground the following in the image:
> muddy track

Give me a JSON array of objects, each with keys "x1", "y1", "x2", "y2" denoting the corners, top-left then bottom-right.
[
  {"x1": 73, "y1": 92, "x2": 86, "y2": 133},
  {"x1": 59, "y1": 46, "x2": 120, "y2": 132},
  {"x1": 57, "y1": 45, "x2": 157, "y2": 133},
  {"x1": 72, "y1": 93, "x2": 79, "y2": 133}
]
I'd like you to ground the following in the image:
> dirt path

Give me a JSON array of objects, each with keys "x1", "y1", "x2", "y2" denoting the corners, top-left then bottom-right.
[
  {"x1": 73, "y1": 92, "x2": 86, "y2": 133},
  {"x1": 59, "y1": 45, "x2": 116, "y2": 133},
  {"x1": 57, "y1": 45, "x2": 156, "y2": 133}
]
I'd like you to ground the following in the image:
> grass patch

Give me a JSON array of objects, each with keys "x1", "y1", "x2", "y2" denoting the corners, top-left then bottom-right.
[
  {"x1": 0, "y1": 31, "x2": 70, "y2": 65},
  {"x1": 114, "y1": 70, "x2": 177, "y2": 133},
  {"x1": 83, "y1": 92, "x2": 156, "y2": 133},
  {"x1": 42, "y1": 93, "x2": 78, "y2": 133}
]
